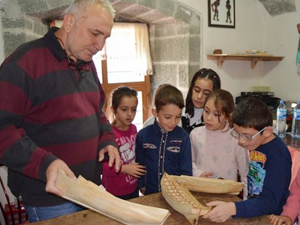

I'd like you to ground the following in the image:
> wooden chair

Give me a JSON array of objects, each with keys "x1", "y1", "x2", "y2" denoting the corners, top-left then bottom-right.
[{"x1": 0, "y1": 167, "x2": 28, "y2": 225}]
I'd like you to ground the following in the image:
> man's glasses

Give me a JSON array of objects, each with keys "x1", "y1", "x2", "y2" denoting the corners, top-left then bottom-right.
[{"x1": 230, "y1": 127, "x2": 266, "y2": 141}]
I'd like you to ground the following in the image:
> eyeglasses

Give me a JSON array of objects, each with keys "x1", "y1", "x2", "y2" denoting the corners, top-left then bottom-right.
[{"x1": 230, "y1": 127, "x2": 266, "y2": 141}]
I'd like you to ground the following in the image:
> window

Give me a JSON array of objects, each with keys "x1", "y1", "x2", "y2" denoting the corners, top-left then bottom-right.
[{"x1": 94, "y1": 23, "x2": 152, "y2": 131}]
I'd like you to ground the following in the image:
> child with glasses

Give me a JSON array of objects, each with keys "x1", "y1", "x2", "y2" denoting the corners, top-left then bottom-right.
[
  {"x1": 203, "y1": 97, "x2": 292, "y2": 223},
  {"x1": 190, "y1": 89, "x2": 249, "y2": 199}
]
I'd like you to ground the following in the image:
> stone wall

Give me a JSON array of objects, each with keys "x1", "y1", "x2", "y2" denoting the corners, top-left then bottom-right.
[
  {"x1": 147, "y1": 3, "x2": 201, "y2": 99},
  {"x1": 2, "y1": 16, "x2": 48, "y2": 56},
  {"x1": 259, "y1": 0, "x2": 296, "y2": 16},
  {"x1": 133, "y1": 0, "x2": 202, "y2": 98},
  {"x1": 149, "y1": 22, "x2": 190, "y2": 97},
  {"x1": 1, "y1": 0, "x2": 50, "y2": 56},
  {"x1": 0, "y1": 0, "x2": 202, "y2": 102}
]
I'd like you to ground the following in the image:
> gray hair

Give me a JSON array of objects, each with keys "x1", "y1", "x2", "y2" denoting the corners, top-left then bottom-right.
[{"x1": 65, "y1": 0, "x2": 115, "y2": 19}]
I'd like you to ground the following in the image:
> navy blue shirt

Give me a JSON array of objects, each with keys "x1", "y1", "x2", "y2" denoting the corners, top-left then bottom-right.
[
  {"x1": 235, "y1": 135, "x2": 291, "y2": 218},
  {"x1": 136, "y1": 120, "x2": 192, "y2": 195}
]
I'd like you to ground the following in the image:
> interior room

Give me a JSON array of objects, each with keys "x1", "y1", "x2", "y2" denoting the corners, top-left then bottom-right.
[
  {"x1": 1, "y1": 0, "x2": 300, "y2": 101},
  {"x1": 0, "y1": 0, "x2": 299, "y2": 224}
]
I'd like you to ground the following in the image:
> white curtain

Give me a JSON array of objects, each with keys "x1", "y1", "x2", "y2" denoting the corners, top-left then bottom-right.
[{"x1": 100, "y1": 23, "x2": 153, "y2": 76}]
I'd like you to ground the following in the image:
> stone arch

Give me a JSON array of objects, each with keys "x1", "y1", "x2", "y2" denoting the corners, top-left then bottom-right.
[
  {"x1": 1, "y1": 0, "x2": 202, "y2": 94},
  {"x1": 110, "y1": 0, "x2": 202, "y2": 93}
]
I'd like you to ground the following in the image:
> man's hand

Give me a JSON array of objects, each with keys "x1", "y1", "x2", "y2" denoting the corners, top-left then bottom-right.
[
  {"x1": 45, "y1": 159, "x2": 76, "y2": 197},
  {"x1": 202, "y1": 201, "x2": 236, "y2": 223},
  {"x1": 269, "y1": 214, "x2": 293, "y2": 225},
  {"x1": 99, "y1": 145, "x2": 121, "y2": 173},
  {"x1": 122, "y1": 163, "x2": 146, "y2": 178}
]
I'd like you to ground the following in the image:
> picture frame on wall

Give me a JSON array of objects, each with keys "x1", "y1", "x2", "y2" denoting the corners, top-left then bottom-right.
[{"x1": 208, "y1": 0, "x2": 235, "y2": 28}]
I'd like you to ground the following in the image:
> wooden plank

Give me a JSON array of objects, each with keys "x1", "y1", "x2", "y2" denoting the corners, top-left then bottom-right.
[
  {"x1": 55, "y1": 169, "x2": 170, "y2": 225},
  {"x1": 207, "y1": 54, "x2": 284, "y2": 69}
]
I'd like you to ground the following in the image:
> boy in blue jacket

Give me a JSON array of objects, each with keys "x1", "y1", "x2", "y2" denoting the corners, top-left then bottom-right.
[
  {"x1": 135, "y1": 84, "x2": 192, "y2": 195},
  {"x1": 203, "y1": 97, "x2": 291, "y2": 222}
]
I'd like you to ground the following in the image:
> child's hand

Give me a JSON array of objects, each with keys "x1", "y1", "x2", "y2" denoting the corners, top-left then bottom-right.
[
  {"x1": 269, "y1": 214, "x2": 292, "y2": 225},
  {"x1": 140, "y1": 187, "x2": 146, "y2": 195},
  {"x1": 122, "y1": 163, "x2": 146, "y2": 178},
  {"x1": 202, "y1": 201, "x2": 236, "y2": 223},
  {"x1": 200, "y1": 172, "x2": 213, "y2": 178}
]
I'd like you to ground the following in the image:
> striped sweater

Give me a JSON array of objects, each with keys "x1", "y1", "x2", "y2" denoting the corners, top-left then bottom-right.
[{"x1": 0, "y1": 27, "x2": 117, "y2": 206}]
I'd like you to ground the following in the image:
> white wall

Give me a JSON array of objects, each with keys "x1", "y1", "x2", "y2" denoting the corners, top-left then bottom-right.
[
  {"x1": 0, "y1": 0, "x2": 295, "y2": 101},
  {"x1": 262, "y1": 1, "x2": 300, "y2": 102},
  {"x1": 177, "y1": 0, "x2": 296, "y2": 102},
  {"x1": 176, "y1": 0, "x2": 264, "y2": 99}
]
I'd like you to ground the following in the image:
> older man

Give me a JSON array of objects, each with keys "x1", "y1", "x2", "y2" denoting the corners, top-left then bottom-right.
[{"x1": 0, "y1": 0, "x2": 121, "y2": 222}]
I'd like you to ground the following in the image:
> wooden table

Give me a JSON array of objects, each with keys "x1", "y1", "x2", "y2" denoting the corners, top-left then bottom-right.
[{"x1": 32, "y1": 192, "x2": 271, "y2": 225}]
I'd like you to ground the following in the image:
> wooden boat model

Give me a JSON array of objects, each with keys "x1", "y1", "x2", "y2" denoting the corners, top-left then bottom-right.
[
  {"x1": 161, "y1": 173, "x2": 211, "y2": 225},
  {"x1": 55, "y1": 169, "x2": 170, "y2": 225},
  {"x1": 171, "y1": 175, "x2": 243, "y2": 194}
]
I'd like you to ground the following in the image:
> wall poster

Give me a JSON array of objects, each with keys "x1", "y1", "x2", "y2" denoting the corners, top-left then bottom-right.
[{"x1": 208, "y1": 0, "x2": 235, "y2": 28}]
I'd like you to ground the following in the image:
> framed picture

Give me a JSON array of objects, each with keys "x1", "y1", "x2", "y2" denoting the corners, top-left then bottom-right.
[{"x1": 208, "y1": 0, "x2": 235, "y2": 28}]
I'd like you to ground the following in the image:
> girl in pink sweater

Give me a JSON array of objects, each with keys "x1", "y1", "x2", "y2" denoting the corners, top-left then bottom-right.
[
  {"x1": 190, "y1": 89, "x2": 249, "y2": 199},
  {"x1": 102, "y1": 86, "x2": 146, "y2": 200},
  {"x1": 269, "y1": 167, "x2": 300, "y2": 225}
]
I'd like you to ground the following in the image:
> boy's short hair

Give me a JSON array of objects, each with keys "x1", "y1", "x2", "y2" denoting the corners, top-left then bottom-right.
[
  {"x1": 154, "y1": 84, "x2": 184, "y2": 112},
  {"x1": 232, "y1": 97, "x2": 273, "y2": 131}
]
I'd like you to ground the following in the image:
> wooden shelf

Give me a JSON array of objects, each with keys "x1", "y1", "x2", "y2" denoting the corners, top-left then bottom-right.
[{"x1": 207, "y1": 54, "x2": 284, "y2": 69}]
